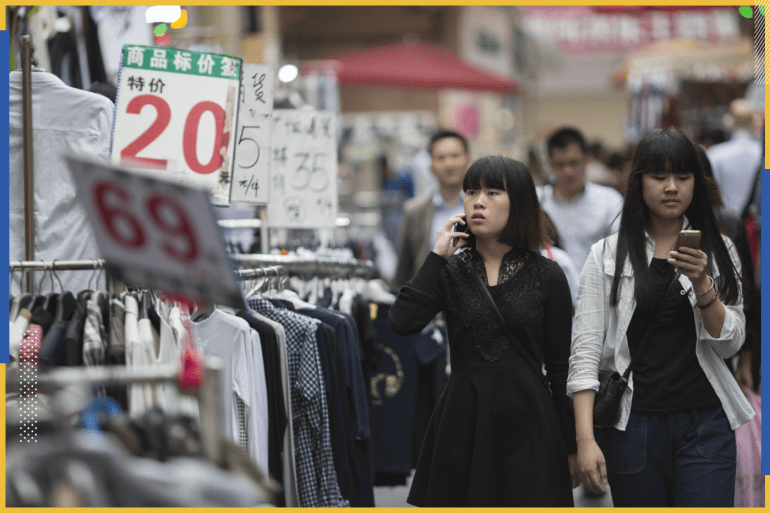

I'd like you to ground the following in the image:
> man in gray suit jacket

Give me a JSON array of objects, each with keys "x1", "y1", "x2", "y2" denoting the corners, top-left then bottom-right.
[{"x1": 393, "y1": 130, "x2": 470, "y2": 287}]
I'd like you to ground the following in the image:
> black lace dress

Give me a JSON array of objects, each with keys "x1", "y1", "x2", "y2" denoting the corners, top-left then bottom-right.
[{"x1": 389, "y1": 248, "x2": 576, "y2": 507}]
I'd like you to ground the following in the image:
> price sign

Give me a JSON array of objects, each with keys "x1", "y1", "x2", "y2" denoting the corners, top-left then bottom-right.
[
  {"x1": 268, "y1": 110, "x2": 337, "y2": 228},
  {"x1": 110, "y1": 45, "x2": 242, "y2": 206},
  {"x1": 65, "y1": 154, "x2": 244, "y2": 309},
  {"x1": 231, "y1": 63, "x2": 273, "y2": 204}
]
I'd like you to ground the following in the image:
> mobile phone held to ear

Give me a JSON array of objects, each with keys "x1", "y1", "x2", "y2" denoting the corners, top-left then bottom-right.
[
  {"x1": 452, "y1": 222, "x2": 469, "y2": 247},
  {"x1": 678, "y1": 230, "x2": 702, "y2": 251}
]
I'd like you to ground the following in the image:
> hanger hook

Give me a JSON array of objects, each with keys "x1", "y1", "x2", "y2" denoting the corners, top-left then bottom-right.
[
  {"x1": 37, "y1": 259, "x2": 50, "y2": 292},
  {"x1": 88, "y1": 259, "x2": 98, "y2": 290},
  {"x1": 51, "y1": 259, "x2": 64, "y2": 292}
]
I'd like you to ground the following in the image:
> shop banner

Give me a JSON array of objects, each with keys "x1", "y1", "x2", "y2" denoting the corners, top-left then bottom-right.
[
  {"x1": 66, "y1": 154, "x2": 244, "y2": 309},
  {"x1": 519, "y1": 7, "x2": 740, "y2": 55},
  {"x1": 230, "y1": 63, "x2": 274, "y2": 204},
  {"x1": 110, "y1": 45, "x2": 241, "y2": 206},
  {"x1": 267, "y1": 110, "x2": 338, "y2": 228}
]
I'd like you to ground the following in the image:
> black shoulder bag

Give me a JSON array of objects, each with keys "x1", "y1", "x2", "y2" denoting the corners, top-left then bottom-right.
[
  {"x1": 464, "y1": 254, "x2": 553, "y2": 396},
  {"x1": 592, "y1": 272, "x2": 680, "y2": 427}
]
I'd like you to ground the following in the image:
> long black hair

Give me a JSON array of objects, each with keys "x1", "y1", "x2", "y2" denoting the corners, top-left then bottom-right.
[
  {"x1": 462, "y1": 156, "x2": 553, "y2": 251},
  {"x1": 609, "y1": 128, "x2": 743, "y2": 314}
]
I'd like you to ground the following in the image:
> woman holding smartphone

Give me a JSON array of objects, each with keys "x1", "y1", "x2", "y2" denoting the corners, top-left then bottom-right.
[
  {"x1": 568, "y1": 128, "x2": 754, "y2": 507},
  {"x1": 389, "y1": 156, "x2": 578, "y2": 506}
]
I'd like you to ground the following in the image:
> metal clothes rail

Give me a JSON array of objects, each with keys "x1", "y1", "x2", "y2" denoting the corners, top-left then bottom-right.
[{"x1": 232, "y1": 254, "x2": 376, "y2": 276}]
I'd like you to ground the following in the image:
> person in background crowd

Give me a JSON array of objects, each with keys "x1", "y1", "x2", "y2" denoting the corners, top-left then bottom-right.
[
  {"x1": 707, "y1": 99, "x2": 763, "y2": 214},
  {"x1": 585, "y1": 140, "x2": 611, "y2": 184},
  {"x1": 390, "y1": 156, "x2": 578, "y2": 506},
  {"x1": 537, "y1": 127, "x2": 624, "y2": 273},
  {"x1": 603, "y1": 151, "x2": 632, "y2": 195},
  {"x1": 393, "y1": 130, "x2": 470, "y2": 287},
  {"x1": 698, "y1": 127, "x2": 728, "y2": 150},
  {"x1": 527, "y1": 146, "x2": 546, "y2": 187},
  {"x1": 569, "y1": 127, "x2": 753, "y2": 507}
]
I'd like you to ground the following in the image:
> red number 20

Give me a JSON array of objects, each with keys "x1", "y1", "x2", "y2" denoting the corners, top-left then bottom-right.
[
  {"x1": 121, "y1": 95, "x2": 227, "y2": 175},
  {"x1": 92, "y1": 180, "x2": 199, "y2": 264}
]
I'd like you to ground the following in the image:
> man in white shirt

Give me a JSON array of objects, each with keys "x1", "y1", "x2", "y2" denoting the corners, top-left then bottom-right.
[
  {"x1": 707, "y1": 99, "x2": 763, "y2": 215},
  {"x1": 537, "y1": 127, "x2": 623, "y2": 273}
]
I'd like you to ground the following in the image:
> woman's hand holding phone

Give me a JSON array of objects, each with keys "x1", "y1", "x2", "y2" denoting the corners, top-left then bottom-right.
[
  {"x1": 433, "y1": 213, "x2": 469, "y2": 259},
  {"x1": 668, "y1": 230, "x2": 709, "y2": 291}
]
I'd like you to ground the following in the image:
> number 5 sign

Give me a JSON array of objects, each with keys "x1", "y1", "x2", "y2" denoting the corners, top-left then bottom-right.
[
  {"x1": 65, "y1": 154, "x2": 244, "y2": 309},
  {"x1": 110, "y1": 45, "x2": 242, "y2": 206}
]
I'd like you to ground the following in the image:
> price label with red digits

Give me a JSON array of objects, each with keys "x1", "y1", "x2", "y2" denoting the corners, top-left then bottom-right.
[
  {"x1": 66, "y1": 154, "x2": 244, "y2": 309},
  {"x1": 268, "y1": 110, "x2": 338, "y2": 228},
  {"x1": 110, "y1": 45, "x2": 242, "y2": 206}
]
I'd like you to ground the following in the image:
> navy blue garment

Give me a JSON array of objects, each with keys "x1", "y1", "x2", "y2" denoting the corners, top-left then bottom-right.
[
  {"x1": 597, "y1": 405, "x2": 736, "y2": 506},
  {"x1": 298, "y1": 308, "x2": 370, "y2": 439},
  {"x1": 38, "y1": 320, "x2": 69, "y2": 368},
  {"x1": 298, "y1": 307, "x2": 374, "y2": 506},
  {"x1": 316, "y1": 323, "x2": 354, "y2": 505},
  {"x1": 370, "y1": 302, "x2": 420, "y2": 480}
]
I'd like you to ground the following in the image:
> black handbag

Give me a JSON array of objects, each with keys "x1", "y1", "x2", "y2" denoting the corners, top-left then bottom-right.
[
  {"x1": 592, "y1": 272, "x2": 680, "y2": 428},
  {"x1": 464, "y1": 253, "x2": 552, "y2": 395}
]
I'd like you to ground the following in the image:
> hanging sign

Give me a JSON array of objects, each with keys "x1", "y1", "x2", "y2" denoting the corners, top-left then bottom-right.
[
  {"x1": 66, "y1": 154, "x2": 244, "y2": 309},
  {"x1": 267, "y1": 110, "x2": 337, "y2": 228},
  {"x1": 230, "y1": 63, "x2": 274, "y2": 204},
  {"x1": 110, "y1": 45, "x2": 242, "y2": 206}
]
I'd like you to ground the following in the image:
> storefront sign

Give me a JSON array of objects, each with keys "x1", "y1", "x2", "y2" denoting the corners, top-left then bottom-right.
[
  {"x1": 267, "y1": 110, "x2": 338, "y2": 228},
  {"x1": 230, "y1": 63, "x2": 273, "y2": 204},
  {"x1": 110, "y1": 45, "x2": 242, "y2": 206},
  {"x1": 66, "y1": 154, "x2": 244, "y2": 308},
  {"x1": 520, "y1": 7, "x2": 740, "y2": 54}
]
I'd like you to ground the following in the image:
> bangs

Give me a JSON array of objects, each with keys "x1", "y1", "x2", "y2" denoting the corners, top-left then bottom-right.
[
  {"x1": 463, "y1": 158, "x2": 507, "y2": 191},
  {"x1": 635, "y1": 130, "x2": 699, "y2": 176}
]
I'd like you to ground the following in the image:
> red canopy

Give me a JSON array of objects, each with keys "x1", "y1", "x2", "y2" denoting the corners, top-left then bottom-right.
[{"x1": 302, "y1": 41, "x2": 518, "y2": 93}]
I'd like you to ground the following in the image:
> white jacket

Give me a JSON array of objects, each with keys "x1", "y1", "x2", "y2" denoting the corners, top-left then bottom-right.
[{"x1": 567, "y1": 220, "x2": 754, "y2": 431}]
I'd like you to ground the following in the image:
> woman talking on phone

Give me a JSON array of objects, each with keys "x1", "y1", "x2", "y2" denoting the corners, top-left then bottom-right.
[
  {"x1": 568, "y1": 128, "x2": 754, "y2": 507},
  {"x1": 389, "y1": 156, "x2": 578, "y2": 506}
]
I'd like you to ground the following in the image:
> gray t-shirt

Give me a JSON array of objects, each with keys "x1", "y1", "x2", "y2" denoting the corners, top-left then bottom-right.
[{"x1": 537, "y1": 182, "x2": 623, "y2": 273}]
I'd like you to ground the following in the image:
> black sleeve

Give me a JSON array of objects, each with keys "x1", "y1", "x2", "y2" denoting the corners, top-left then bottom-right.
[
  {"x1": 542, "y1": 262, "x2": 577, "y2": 455},
  {"x1": 388, "y1": 251, "x2": 448, "y2": 336}
]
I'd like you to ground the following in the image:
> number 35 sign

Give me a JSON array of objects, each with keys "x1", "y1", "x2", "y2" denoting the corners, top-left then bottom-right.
[
  {"x1": 66, "y1": 154, "x2": 244, "y2": 309},
  {"x1": 111, "y1": 45, "x2": 242, "y2": 206}
]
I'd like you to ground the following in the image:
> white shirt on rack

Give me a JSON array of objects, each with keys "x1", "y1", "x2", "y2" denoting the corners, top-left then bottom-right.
[{"x1": 9, "y1": 70, "x2": 114, "y2": 295}]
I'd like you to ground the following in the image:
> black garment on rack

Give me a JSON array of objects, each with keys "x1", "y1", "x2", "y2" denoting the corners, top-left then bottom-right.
[
  {"x1": 47, "y1": 27, "x2": 82, "y2": 89},
  {"x1": 316, "y1": 323, "x2": 356, "y2": 506},
  {"x1": 236, "y1": 310, "x2": 288, "y2": 495},
  {"x1": 62, "y1": 291, "x2": 90, "y2": 366},
  {"x1": 30, "y1": 306, "x2": 54, "y2": 336},
  {"x1": 82, "y1": 6, "x2": 108, "y2": 86}
]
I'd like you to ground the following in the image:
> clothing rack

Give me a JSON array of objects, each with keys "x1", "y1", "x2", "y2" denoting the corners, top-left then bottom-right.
[
  {"x1": 7, "y1": 358, "x2": 225, "y2": 463},
  {"x1": 233, "y1": 254, "x2": 376, "y2": 277}
]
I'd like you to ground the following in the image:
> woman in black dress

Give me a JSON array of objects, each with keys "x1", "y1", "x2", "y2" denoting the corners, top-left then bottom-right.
[{"x1": 389, "y1": 156, "x2": 578, "y2": 507}]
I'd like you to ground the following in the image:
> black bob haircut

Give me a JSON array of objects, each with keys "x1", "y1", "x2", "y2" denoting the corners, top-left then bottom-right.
[
  {"x1": 547, "y1": 127, "x2": 587, "y2": 156},
  {"x1": 428, "y1": 129, "x2": 469, "y2": 156},
  {"x1": 609, "y1": 127, "x2": 743, "y2": 314},
  {"x1": 462, "y1": 156, "x2": 553, "y2": 251}
]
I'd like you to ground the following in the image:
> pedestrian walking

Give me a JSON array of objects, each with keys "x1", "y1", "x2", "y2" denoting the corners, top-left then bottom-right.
[
  {"x1": 389, "y1": 156, "x2": 578, "y2": 506},
  {"x1": 569, "y1": 128, "x2": 754, "y2": 507}
]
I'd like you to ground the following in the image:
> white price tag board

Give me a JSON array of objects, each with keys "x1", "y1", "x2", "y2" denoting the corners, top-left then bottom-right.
[
  {"x1": 66, "y1": 154, "x2": 244, "y2": 308},
  {"x1": 110, "y1": 45, "x2": 242, "y2": 206},
  {"x1": 268, "y1": 110, "x2": 338, "y2": 228},
  {"x1": 231, "y1": 63, "x2": 273, "y2": 203}
]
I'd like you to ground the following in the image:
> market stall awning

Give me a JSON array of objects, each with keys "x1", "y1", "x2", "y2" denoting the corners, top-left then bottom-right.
[{"x1": 302, "y1": 41, "x2": 519, "y2": 93}]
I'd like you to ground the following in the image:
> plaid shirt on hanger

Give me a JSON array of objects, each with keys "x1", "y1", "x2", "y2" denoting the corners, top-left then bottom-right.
[{"x1": 247, "y1": 298, "x2": 348, "y2": 508}]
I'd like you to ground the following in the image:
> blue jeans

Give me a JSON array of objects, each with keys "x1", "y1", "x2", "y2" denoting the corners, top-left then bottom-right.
[{"x1": 596, "y1": 405, "x2": 736, "y2": 507}]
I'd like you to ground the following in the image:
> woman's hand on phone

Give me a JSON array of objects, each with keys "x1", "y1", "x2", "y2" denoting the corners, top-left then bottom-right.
[
  {"x1": 668, "y1": 246, "x2": 709, "y2": 289},
  {"x1": 433, "y1": 213, "x2": 469, "y2": 259}
]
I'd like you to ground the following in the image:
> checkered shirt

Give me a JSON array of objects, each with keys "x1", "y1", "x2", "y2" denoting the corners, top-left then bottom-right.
[
  {"x1": 83, "y1": 293, "x2": 107, "y2": 367},
  {"x1": 248, "y1": 298, "x2": 348, "y2": 507}
]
